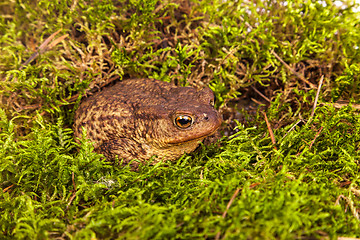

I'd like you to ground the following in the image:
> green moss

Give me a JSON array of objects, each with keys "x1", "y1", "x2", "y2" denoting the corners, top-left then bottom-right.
[{"x1": 1, "y1": 0, "x2": 360, "y2": 239}]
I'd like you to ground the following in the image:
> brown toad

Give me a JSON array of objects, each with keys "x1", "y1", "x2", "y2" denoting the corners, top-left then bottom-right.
[{"x1": 74, "y1": 78, "x2": 222, "y2": 166}]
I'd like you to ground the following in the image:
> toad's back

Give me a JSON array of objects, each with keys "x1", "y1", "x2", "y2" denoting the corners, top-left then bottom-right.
[{"x1": 74, "y1": 78, "x2": 222, "y2": 166}]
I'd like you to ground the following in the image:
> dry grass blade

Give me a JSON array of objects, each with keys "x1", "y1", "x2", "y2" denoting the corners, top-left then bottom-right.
[
  {"x1": 222, "y1": 188, "x2": 241, "y2": 219},
  {"x1": 66, "y1": 172, "x2": 77, "y2": 210},
  {"x1": 47, "y1": 34, "x2": 69, "y2": 49},
  {"x1": 337, "y1": 238, "x2": 360, "y2": 240},
  {"x1": 270, "y1": 50, "x2": 317, "y2": 89},
  {"x1": 310, "y1": 75, "x2": 324, "y2": 119},
  {"x1": 282, "y1": 119, "x2": 304, "y2": 139},
  {"x1": 296, "y1": 126, "x2": 323, "y2": 157},
  {"x1": 335, "y1": 195, "x2": 360, "y2": 221},
  {"x1": 309, "y1": 126, "x2": 323, "y2": 150},
  {"x1": 321, "y1": 101, "x2": 360, "y2": 110},
  {"x1": 215, "y1": 188, "x2": 241, "y2": 240},
  {"x1": 263, "y1": 112, "x2": 277, "y2": 150},
  {"x1": 38, "y1": 28, "x2": 63, "y2": 53},
  {"x1": 19, "y1": 29, "x2": 66, "y2": 70}
]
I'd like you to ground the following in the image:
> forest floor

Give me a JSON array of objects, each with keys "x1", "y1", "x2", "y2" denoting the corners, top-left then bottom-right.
[{"x1": 1, "y1": 0, "x2": 360, "y2": 239}]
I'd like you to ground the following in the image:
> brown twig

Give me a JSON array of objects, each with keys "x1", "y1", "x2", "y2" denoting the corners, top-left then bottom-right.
[
  {"x1": 66, "y1": 192, "x2": 77, "y2": 210},
  {"x1": 222, "y1": 188, "x2": 241, "y2": 219},
  {"x1": 263, "y1": 112, "x2": 277, "y2": 150},
  {"x1": 308, "y1": 126, "x2": 323, "y2": 150},
  {"x1": 215, "y1": 188, "x2": 241, "y2": 240},
  {"x1": 250, "y1": 85, "x2": 270, "y2": 103},
  {"x1": 296, "y1": 126, "x2": 323, "y2": 156},
  {"x1": 270, "y1": 50, "x2": 316, "y2": 89},
  {"x1": 72, "y1": 172, "x2": 76, "y2": 190},
  {"x1": 66, "y1": 172, "x2": 77, "y2": 210},
  {"x1": 249, "y1": 182, "x2": 260, "y2": 189},
  {"x1": 2, "y1": 184, "x2": 14, "y2": 193},
  {"x1": 251, "y1": 98, "x2": 265, "y2": 106}
]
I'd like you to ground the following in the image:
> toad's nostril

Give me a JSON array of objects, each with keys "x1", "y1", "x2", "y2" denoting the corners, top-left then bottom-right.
[{"x1": 203, "y1": 113, "x2": 209, "y2": 120}]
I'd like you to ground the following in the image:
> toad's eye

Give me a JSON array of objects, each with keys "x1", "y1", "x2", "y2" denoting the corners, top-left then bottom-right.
[{"x1": 174, "y1": 115, "x2": 193, "y2": 129}]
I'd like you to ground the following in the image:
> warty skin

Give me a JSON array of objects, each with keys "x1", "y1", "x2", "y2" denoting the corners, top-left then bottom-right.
[{"x1": 74, "y1": 78, "x2": 222, "y2": 167}]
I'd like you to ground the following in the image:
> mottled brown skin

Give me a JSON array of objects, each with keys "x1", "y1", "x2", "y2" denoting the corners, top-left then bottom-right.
[{"x1": 74, "y1": 78, "x2": 222, "y2": 166}]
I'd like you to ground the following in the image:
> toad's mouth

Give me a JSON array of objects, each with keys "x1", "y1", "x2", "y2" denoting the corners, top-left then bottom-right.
[{"x1": 166, "y1": 124, "x2": 221, "y2": 145}]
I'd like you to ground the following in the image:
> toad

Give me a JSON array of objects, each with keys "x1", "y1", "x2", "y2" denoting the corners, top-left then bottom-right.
[{"x1": 74, "y1": 78, "x2": 222, "y2": 166}]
